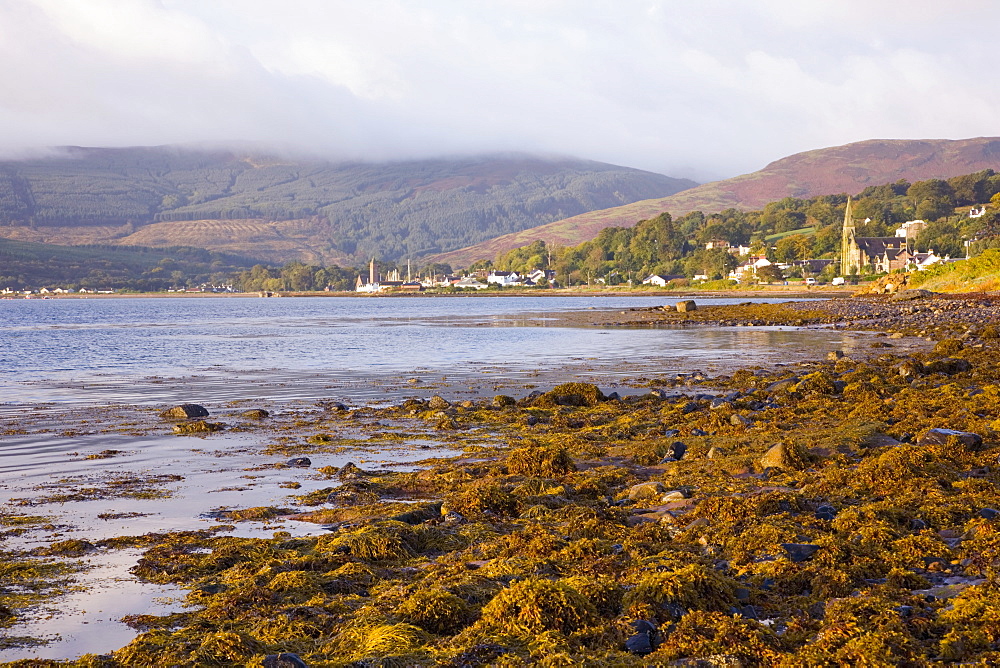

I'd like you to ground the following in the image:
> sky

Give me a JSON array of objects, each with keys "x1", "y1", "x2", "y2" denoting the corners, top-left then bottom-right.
[{"x1": 1, "y1": 0, "x2": 998, "y2": 181}]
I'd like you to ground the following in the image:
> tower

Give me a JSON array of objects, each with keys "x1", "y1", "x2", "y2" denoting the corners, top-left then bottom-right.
[{"x1": 369, "y1": 258, "x2": 376, "y2": 285}]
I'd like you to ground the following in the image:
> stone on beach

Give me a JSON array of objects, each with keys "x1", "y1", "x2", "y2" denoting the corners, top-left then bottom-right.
[
  {"x1": 917, "y1": 428, "x2": 983, "y2": 451},
  {"x1": 676, "y1": 299, "x2": 697, "y2": 312},
  {"x1": 160, "y1": 403, "x2": 209, "y2": 419},
  {"x1": 628, "y1": 481, "x2": 666, "y2": 501}
]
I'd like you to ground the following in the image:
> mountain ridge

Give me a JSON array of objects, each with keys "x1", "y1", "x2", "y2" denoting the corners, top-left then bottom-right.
[{"x1": 0, "y1": 146, "x2": 695, "y2": 265}]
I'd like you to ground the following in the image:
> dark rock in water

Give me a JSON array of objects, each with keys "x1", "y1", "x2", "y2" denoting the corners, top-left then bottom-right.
[
  {"x1": 240, "y1": 408, "x2": 269, "y2": 419},
  {"x1": 979, "y1": 508, "x2": 1000, "y2": 520},
  {"x1": 649, "y1": 388, "x2": 668, "y2": 398},
  {"x1": 263, "y1": 653, "x2": 308, "y2": 668},
  {"x1": 325, "y1": 401, "x2": 348, "y2": 412},
  {"x1": 606, "y1": 391, "x2": 621, "y2": 401},
  {"x1": 910, "y1": 518, "x2": 928, "y2": 531},
  {"x1": 172, "y1": 420, "x2": 224, "y2": 434},
  {"x1": 924, "y1": 358, "x2": 972, "y2": 376},
  {"x1": 781, "y1": 543, "x2": 821, "y2": 562},
  {"x1": 160, "y1": 403, "x2": 209, "y2": 419},
  {"x1": 286, "y1": 457, "x2": 311, "y2": 468},
  {"x1": 917, "y1": 428, "x2": 983, "y2": 451},
  {"x1": 892, "y1": 288, "x2": 935, "y2": 301}
]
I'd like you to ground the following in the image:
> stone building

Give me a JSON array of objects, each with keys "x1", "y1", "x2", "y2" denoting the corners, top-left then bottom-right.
[{"x1": 840, "y1": 198, "x2": 909, "y2": 274}]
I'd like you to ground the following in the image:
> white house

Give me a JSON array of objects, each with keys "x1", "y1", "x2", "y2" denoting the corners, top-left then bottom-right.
[
  {"x1": 454, "y1": 277, "x2": 488, "y2": 290},
  {"x1": 486, "y1": 271, "x2": 522, "y2": 286},
  {"x1": 641, "y1": 274, "x2": 667, "y2": 286},
  {"x1": 526, "y1": 269, "x2": 555, "y2": 285}
]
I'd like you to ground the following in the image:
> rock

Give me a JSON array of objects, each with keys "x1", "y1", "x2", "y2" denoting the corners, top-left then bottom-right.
[
  {"x1": 691, "y1": 428, "x2": 708, "y2": 436},
  {"x1": 240, "y1": 408, "x2": 269, "y2": 419},
  {"x1": 172, "y1": 420, "x2": 224, "y2": 434},
  {"x1": 286, "y1": 457, "x2": 311, "y2": 468},
  {"x1": 676, "y1": 300, "x2": 697, "y2": 313},
  {"x1": 707, "y1": 447, "x2": 727, "y2": 459},
  {"x1": 660, "y1": 490, "x2": 688, "y2": 502},
  {"x1": 664, "y1": 428, "x2": 681, "y2": 437},
  {"x1": 428, "y1": 395, "x2": 451, "y2": 410},
  {"x1": 263, "y1": 653, "x2": 308, "y2": 668},
  {"x1": 160, "y1": 403, "x2": 209, "y2": 419},
  {"x1": 730, "y1": 414, "x2": 752, "y2": 427},
  {"x1": 827, "y1": 350, "x2": 845, "y2": 360},
  {"x1": 337, "y1": 462, "x2": 365, "y2": 480},
  {"x1": 891, "y1": 288, "x2": 935, "y2": 301},
  {"x1": 781, "y1": 543, "x2": 821, "y2": 562},
  {"x1": 667, "y1": 441, "x2": 687, "y2": 461},
  {"x1": 492, "y1": 395, "x2": 516, "y2": 408},
  {"x1": 758, "y1": 442, "x2": 803, "y2": 470},
  {"x1": 534, "y1": 383, "x2": 606, "y2": 407},
  {"x1": 325, "y1": 401, "x2": 348, "y2": 411},
  {"x1": 627, "y1": 481, "x2": 666, "y2": 501},
  {"x1": 924, "y1": 358, "x2": 972, "y2": 375},
  {"x1": 910, "y1": 518, "x2": 928, "y2": 531},
  {"x1": 917, "y1": 428, "x2": 983, "y2": 451},
  {"x1": 897, "y1": 359, "x2": 925, "y2": 378},
  {"x1": 766, "y1": 377, "x2": 800, "y2": 394},
  {"x1": 979, "y1": 508, "x2": 1000, "y2": 520},
  {"x1": 625, "y1": 619, "x2": 659, "y2": 656}
]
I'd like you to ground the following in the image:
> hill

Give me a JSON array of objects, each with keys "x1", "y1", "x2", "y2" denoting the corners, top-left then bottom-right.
[
  {"x1": 432, "y1": 137, "x2": 1000, "y2": 266},
  {"x1": 0, "y1": 146, "x2": 695, "y2": 264}
]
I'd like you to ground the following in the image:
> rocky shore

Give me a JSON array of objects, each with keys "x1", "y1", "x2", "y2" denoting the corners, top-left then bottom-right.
[{"x1": 4, "y1": 293, "x2": 1000, "y2": 666}]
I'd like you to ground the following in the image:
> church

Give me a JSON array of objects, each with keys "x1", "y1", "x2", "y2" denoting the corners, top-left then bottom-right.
[{"x1": 840, "y1": 198, "x2": 913, "y2": 275}]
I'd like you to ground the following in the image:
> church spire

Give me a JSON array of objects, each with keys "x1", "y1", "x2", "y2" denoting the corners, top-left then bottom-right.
[{"x1": 841, "y1": 197, "x2": 856, "y2": 275}]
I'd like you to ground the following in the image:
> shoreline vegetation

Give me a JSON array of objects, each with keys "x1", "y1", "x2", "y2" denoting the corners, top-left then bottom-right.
[{"x1": 5, "y1": 293, "x2": 1000, "y2": 665}]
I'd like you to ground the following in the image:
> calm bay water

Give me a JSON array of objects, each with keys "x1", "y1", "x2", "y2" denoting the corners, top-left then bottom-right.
[{"x1": 0, "y1": 294, "x2": 875, "y2": 407}]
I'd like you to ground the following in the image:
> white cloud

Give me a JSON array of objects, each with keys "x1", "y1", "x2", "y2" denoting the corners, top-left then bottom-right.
[{"x1": 0, "y1": 0, "x2": 997, "y2": 179}]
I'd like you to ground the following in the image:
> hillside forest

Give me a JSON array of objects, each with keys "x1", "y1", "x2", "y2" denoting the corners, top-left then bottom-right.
[{"x1": 5, "y1": 169, "x2": 1000, "y2": 292}]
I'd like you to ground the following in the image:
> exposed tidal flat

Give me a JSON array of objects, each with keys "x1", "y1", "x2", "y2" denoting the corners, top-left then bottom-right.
[{"x1": 2, "y1": 294, "x2": 1000, "y2": 665}]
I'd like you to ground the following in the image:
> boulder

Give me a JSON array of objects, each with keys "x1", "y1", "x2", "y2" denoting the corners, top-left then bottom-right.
[
  {"x1": 891, "y1": 288, "x2": 935, "y2": 301},
  {"x1": 627, "y1": 481, "x2": 666, "y2": 501},
  {"x1": 492, "y1": 395, "x2": 517, "y2": 408},
  {"x1": 676, "y1": 300, "x2": 697, "y2": 313},
  {"x1": 286, "y1": 457, "x2": 311, "y2": 468},
  {"x1": 781, "y1": 543, "x2": 821, "y2": 562},
  {"x1": 428, "y1": 395, "x2": 451, "y2": 410},
  {"x1": 923, "y1": 358, "x2": 972, "y2": 376},
  {"x1": 160, "y1": 403, "x2": 209, "y2": 419},
  {"x1": 917, "y1": 428, "x2": 983, "y2": 451},
  {"x1": 979, "y1": 508, "x2": 1000, "y2": 520},
  {"x1": 241, "y1": 408, "x2": 269, "y2": 419},
  {"x1": 758, "y1": 442, "x2": 801, "y2": 470}
]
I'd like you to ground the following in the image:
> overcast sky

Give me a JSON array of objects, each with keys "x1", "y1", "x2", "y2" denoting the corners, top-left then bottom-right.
[{"x1": 1, "y1": 0, "x2": 997, "y2": 180}]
